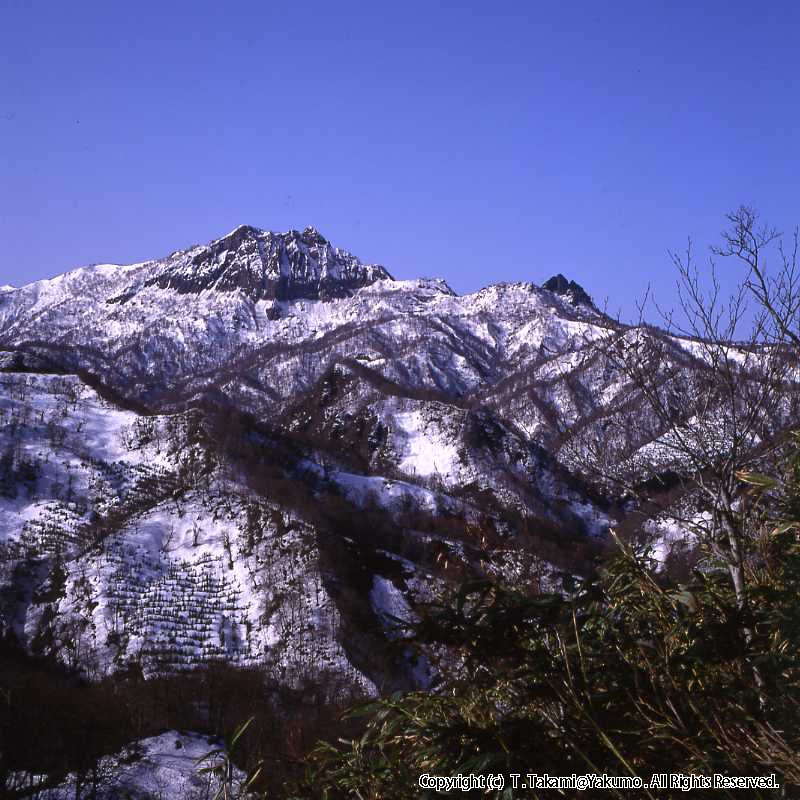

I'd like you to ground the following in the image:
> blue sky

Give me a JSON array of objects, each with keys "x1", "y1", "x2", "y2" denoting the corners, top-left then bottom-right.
[{"x1": 1, "y1": 0, "x2": 798, "y2": 320}]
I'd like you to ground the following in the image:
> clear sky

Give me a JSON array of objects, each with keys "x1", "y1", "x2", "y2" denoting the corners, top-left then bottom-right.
[{"x1": 1, "y1": 0, "x2": 798, "y2": 320}]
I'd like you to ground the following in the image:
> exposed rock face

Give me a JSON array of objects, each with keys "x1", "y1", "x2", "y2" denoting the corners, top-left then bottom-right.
[
  {"x1": 542, "y1": 273, "x2": 595, "y2": 307},
  {"x1": 138, "y1": 225, "x2": 393, "y2": 302}
]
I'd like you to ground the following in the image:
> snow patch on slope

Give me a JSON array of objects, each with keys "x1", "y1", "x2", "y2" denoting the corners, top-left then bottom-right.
[
  {"x1": 36, "y1": 730, "x2": 245, "y2": 800},
  {"x1": 394, "y1": 410, "x2": 460, "y2": 480}
]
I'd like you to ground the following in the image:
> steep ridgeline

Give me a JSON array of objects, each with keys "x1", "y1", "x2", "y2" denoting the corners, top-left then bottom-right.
[{"x1": 0, "y1": 224, "x2": 741, "y2": 689}]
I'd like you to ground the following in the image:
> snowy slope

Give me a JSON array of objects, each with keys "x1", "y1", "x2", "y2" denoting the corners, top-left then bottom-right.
[
  {"x1": 27, "y1": 731, "x2": 246, "y2": 800},
  {"x1": 0, "y1": 372, "x2": 374, "y2": 690}
]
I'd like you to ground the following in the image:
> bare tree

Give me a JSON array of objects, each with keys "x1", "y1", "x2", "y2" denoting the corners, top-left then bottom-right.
[
  {"x1": 567, "y1": 210, "x2": 800, "y2": 642},
  {"x1": 715, "y1": 205, "x2": 800, "y2": 348}
]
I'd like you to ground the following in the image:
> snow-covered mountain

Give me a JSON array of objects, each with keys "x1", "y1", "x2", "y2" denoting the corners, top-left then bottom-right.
[
  {"x1": 0, "y1": 224, "x2": 740, "y2": 690},
  {"x1": 124, "y1": 224, "x2": 392, "y2": 302}
]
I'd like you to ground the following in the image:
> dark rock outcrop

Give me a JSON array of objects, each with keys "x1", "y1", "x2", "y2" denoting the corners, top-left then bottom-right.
[{"x1": 542, "y1": 274, "x2": 594, "y2": 307}]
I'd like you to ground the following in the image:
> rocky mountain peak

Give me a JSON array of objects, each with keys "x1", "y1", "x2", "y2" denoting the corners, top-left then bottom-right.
[
  {"x1": 137, "y1": 225, "x2": 393, "y2": 302},
  {"x1": 300, "y1": 225, "x2": 327, "y2": 244},
  {"x1": 542, "y1": 274, "x2": 594, "y2": 307}
]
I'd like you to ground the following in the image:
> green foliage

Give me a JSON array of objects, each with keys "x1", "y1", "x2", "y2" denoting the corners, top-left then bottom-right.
[
  {"x1": 196, "y1": 716, "x2": 264, "y2": 800},
  {"x1": 292, "y1": 445, "x2": 800, "y2": 799}
]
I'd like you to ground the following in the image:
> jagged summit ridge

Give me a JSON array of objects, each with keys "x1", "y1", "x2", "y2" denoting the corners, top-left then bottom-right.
[
  {"x1": 138, "y1": 224, "x2": 394, "y2": 302},
  {"x1": 542, "y1": 274, "x2": 594, "y2": 307}
]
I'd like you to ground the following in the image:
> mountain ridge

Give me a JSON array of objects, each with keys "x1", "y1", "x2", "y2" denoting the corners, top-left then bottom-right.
[
  {"x1": 2, "y1": 224, "x2": 595, "y2": 311},
  {"x1": 0, "y1": 222, "x2": 733, "y2": 694}
]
